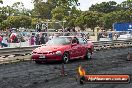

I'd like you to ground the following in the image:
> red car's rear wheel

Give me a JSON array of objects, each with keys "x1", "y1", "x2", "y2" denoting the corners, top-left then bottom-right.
[{"x1": 85, "y1": 49, "x2": 92, "y2": 59}]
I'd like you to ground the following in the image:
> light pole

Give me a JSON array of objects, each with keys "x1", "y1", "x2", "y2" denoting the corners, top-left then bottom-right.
[
  {"x1": 62, "y1": 20, "x2": 66, "y2": 35},
  {"x1": 46, "y1": 19, "x2": 52, "y2": 37}
]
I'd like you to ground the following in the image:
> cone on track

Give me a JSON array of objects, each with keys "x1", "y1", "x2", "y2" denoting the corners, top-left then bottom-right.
[{"x1": 127, "y1": 52, "x2": 132, "y2": 61}]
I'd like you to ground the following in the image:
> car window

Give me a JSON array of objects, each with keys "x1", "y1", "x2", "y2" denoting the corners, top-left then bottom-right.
[
  {"x1": 78, "y1": 38, "x2": 87, "y2": 44},
  {"x1": 46, "y1": 37, "x2": 71, "y2": 45}
]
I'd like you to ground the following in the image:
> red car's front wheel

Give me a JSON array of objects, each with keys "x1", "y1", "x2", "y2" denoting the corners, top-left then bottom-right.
[
  {"x1": 62, "y1": 52, "x2": 70, "y2": 64},
  {"x1": 35, "y1": 61, "x2": 42, "y2": 64}
]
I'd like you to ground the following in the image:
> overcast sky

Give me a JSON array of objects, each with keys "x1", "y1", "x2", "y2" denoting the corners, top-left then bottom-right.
[{"x1": 1, "y1": 0, "x2": 125, "y2": 11}]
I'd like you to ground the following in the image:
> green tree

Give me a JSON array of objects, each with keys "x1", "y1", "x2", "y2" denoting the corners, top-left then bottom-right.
[
  {"x1": 0, "y1": 6, "x2": 8, "y2": 29},
  {"x1": 64, "y1": 6, "x2": 81, "y2": 27},
  {"x1": 103, "y1": 10, "x2": 132, "y2": 29},
  {"x1": 0, "y1": 20, "x2": 9, "y2": 29},
  {"x1": 51, "y1": 6, "x2": 70, "y2": 21},
  {"x1": 33, "y1": 0, "x2": 79, "y2": 7},
  {"x1": 31, "y1": 18, "x2": 39, "y2": 29},
  {"x1": 32, "y1": 0, "x2": 79, "y2": 20},
  {"x1": 19, "y1": 16, "x2": 32, "y2": 28},
  {"x1": 6, "y1": 16, "x2": 31, "y2": 28},
  {"x1": 75, "y1": 11, "x2": 103, "y2": 31},
  {"x1": 75, "y1": 14, "x2": 85, "y2": 30},
  {"x1": 32, "y1": 0, "x2": 42, "y2": 4},
  {"x1": 0, "y1": 7, "x2": 7, "y2": 21},
  {"x1": 11, "y1": 2, "x2": 31, "y2": 16},
  {"x1": 0, "y1": 13, "x2": 7, "y2": 23},
  {"x1": 32, "y1": 2, "x2": 54, "y2": 19},
  {"x1": 89, "y1": 1, "x2": 118, "y2": 13},
  {"x1": 118, "y1": 0, "x2": 132, "y2": 10},
  {"x1": 0, "y1": 6, "x2": 15, "y2": 16}
]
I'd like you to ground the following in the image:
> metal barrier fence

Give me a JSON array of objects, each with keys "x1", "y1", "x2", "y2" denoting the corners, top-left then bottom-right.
[{"x1": 1, "y1": 40, "x2": 132, "y2": 55}]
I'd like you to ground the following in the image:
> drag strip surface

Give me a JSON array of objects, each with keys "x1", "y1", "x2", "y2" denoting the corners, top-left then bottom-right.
[{"x1": 0, "y1": 48, "x2": 132, "y2": 88}]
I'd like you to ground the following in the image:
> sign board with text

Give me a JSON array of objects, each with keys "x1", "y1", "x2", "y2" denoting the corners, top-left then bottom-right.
[{"x1": 113, "y1": 22, "x2": 132, "y2": 31}]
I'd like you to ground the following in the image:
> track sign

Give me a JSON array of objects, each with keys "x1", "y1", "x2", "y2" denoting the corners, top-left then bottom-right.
[{"x1": 113, "y1": 22, "x2": 132, "y2": 31}]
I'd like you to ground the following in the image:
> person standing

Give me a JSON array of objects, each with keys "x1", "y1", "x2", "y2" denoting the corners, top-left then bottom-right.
[
  {"x1": 30, "y1": 35, "x2": 35, "y2": 45},
  {"x1": 44, "y1": 34, "x2": 49, "y2": 43},
  {"x1": 1, "y1": 34, "x2": 8, "y2": 47},
  {"x1": 0, "y1": 35, "x2": 3, "y2": 47},
  {"x1": 35, "y1": 34, "x2": 40, "y2": 45},
  {"x1": 108, "y1": 32, "x2": 113, "y2": 41},
  {"x1": 40, "y1": 33, "x2": 46, "y2": 44}
]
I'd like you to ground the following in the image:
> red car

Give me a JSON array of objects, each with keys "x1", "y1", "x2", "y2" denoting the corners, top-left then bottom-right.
[{"x1": 31, "y1": 36, "x2": 94, "y2": 64}]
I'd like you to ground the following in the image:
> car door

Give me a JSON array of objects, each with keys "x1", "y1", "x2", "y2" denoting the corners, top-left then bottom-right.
[
  {"x1": 78, "y1": 37, "x2": 87, "y2": 56},
  {"x1": 70, "y1": 37, "x2": 80, "y2": 59}
]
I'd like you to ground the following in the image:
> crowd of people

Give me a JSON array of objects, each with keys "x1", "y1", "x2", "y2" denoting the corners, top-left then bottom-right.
[
  {"x1": 0, "y1": 32, "x2": 49, "y2": 48},
  {"x1": 0, "y1": 29, "x2": 90, "y2": 48}
]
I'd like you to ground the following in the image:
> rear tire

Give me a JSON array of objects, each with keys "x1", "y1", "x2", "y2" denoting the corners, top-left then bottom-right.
[
  {"x1": 85, "y1": 49, "x2": 92, "y2": 59},
  {"x1": 35, "y1": 61, "x2": 42, "y2": 64},
  {"x1": 62, "y1": 52, "x2": 69, "y2": 64}
]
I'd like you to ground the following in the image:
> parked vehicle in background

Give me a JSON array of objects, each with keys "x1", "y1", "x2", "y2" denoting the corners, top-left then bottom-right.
[
  {"x1": 31, "y1": 36, "x2": 94, "y2": 64},
  {"x1": 117, "y1": 34, "x2": 132, "y2": 40}
]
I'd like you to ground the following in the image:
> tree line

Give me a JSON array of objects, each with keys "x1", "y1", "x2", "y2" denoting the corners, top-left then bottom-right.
[{"x1": 0, "y1": 0, "x2": 131, "y2": 31}]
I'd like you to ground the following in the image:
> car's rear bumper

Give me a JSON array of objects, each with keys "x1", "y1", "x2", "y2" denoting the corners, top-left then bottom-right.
[{"x1": 31, "y1": 54, "x2": 62, "y2": 62}]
